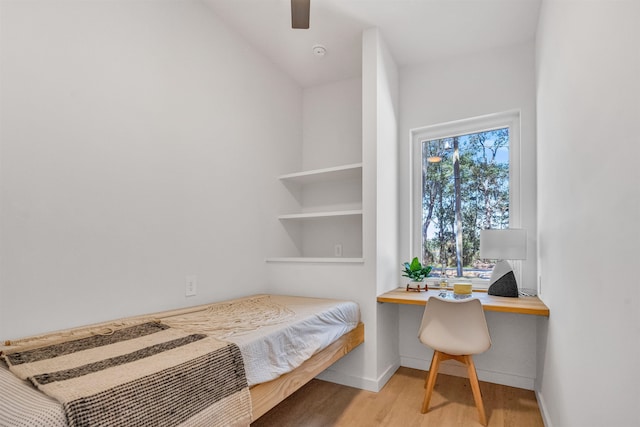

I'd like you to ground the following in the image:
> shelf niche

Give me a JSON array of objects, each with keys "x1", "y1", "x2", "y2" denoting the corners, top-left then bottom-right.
[{"x1": 272, "y1": 163, "x2": 363, "y2": 262}]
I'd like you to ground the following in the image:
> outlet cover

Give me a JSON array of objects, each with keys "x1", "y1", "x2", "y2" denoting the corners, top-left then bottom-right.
[
  {"x1": 334, "y1": 244, "x2": 343, "y2": 257},
  {"x1": 185, "y1": 275, "x2": 197, "y2": 297}
]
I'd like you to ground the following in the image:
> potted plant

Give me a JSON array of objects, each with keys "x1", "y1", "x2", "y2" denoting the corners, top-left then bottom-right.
[{"x1": 402, "y1": 257, "x2": 432, "y2": 292}]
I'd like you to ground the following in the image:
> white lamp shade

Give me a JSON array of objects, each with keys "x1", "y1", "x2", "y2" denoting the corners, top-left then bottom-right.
[{"x1": 480, "y1": 229, "x2": 527, "y2": 260}]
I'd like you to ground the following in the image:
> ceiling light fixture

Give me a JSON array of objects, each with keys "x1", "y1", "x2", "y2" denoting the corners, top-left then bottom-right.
[
  {"x1": 425, "y1": 139, "x2": 452, "y2": 163},
  {"x1": 312, "y1": 44, "x2": 327, "y2": 57}
]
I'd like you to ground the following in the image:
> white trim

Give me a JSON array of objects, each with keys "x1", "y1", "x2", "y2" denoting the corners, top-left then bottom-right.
[
  {"x1": 374, "y1": 360, "x2": 401, "y2": 391},
  {"x1": 316, "y1": 360, "x2": 399, "y2": 392},
  {"x1": 412, "y1": 111, "x2": 520, "y2": 141},
  {"x1": 277, "y1": 210, "x2": 363, "y2": 220},
  {"x1": 535, "y1": 389, "x2": 553, "y2": 427},
  {"x1": 400, "y1": 355, "x2": 534, "y2": 391},
  {"x1": 409, "y1": 110, "x2": 522, "y2": 283}
]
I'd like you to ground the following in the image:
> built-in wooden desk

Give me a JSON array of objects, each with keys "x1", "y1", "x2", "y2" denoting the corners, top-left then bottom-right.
[{"x1": 377, "y1": 288, "x2": 550, "y2": 317}]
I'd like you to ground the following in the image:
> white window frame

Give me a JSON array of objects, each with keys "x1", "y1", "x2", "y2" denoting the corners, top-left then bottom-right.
[{"x1": 410, "y1": 110, "x2": 521, "y2": 289}]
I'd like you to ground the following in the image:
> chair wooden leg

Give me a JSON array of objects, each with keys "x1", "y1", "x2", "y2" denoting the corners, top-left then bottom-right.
[
  {"x1": 464, "y1": 355, "x2": 487, "y2": 426},
  {"x1": 424, "y1": 351, "x2": 438, "y2": 388},
  {"x1": 421, "y1": 350, "x2": 442, "y2": 414}
]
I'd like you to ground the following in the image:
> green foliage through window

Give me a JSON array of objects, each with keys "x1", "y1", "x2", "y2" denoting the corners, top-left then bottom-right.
[{"x1": 421, "y1": 127, "x2": 509, "y2": 280}]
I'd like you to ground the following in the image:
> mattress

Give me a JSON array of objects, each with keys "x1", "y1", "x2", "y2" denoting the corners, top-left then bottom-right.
[
  {"x1": 0, "y1": 294, "x2": 360, "y2": 426},
  {"x1": 227, "y1": 294, "x2": 360, "y2": 386}
]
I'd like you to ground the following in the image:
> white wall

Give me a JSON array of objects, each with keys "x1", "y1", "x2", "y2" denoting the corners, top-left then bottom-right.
[
  {"x1": 398, "y1": 42, "x2": 539, "y2": 389},
  {"x1": 535, "y1": 1, "x2": 640, "y2": 426},
  {"x1": 371, "y1": 30, "x2": 401, "y2": 380},
  {"x1": 302, "y1": 79, "x2": 362, "y2": 170},
  {"x1": 0, "y1": 0, "x2": 302, "y2": 340},
  {"x1": 360, "y1": 27, "x2": 403, "y2": 389}
]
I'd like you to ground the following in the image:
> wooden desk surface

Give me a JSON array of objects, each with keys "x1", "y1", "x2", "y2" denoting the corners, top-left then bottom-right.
[{"x1": 377, "y1": 288, "x2": 550, "y2": 317}]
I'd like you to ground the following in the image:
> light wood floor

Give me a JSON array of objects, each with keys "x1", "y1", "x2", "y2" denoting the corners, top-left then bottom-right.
[{"x1": 251, "y1": 367, "x2": 544, "y2": 427}]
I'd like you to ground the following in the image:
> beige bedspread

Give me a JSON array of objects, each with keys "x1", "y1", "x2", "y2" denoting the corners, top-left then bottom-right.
[{"x1": 1, "y1": 321, "x2": 251, "y2": 427}]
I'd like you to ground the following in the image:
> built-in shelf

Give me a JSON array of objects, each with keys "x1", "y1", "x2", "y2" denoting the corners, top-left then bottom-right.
[
  {"x1": 265, "y1": 257, "x2": 365, "y2": 264},
  {"x1": 270, "y1": 162, "x2": 363, "y2": 260},
  {"x1": 278, "y1": 163, "x2": 362, "y2": 185},
  {"x1": 278, "y1": 210, "x2": 363, "y2": 221}
]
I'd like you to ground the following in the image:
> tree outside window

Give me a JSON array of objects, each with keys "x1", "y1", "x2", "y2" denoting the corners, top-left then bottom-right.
[{"x1": 421, "y1": 127, "x2": 509, "y2": 280}]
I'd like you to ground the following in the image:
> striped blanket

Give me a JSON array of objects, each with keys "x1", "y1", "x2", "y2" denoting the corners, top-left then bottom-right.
[{"x1": 1, "y1": 322, "x2": 251, "y2": 427}]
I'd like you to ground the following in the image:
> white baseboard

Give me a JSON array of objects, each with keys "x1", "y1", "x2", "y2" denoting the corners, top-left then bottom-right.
[
  {"x1": 375, "y1": 360, "x2": 401, "y2": 391},
  {"x1": 535, "y1": 389, "x2": 553, "y2": 427},
  {"x1": 400, "y1": 356, "x2": 535, "y2": 391},
  {"x1": 315, "y1": 355, "x2": 534, "y2": 394},
  {"x1": 316, "y1": 360, "x2": 400, "y2": 392}
]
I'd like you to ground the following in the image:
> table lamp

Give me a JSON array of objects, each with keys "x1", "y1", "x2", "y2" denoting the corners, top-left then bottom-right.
[{"x1": 479, "y1": 229, "x2": 527, "y2": 298}]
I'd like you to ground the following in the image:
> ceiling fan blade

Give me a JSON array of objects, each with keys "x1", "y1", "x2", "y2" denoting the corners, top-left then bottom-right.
[{"x1": 291, "y1": 0, "x2": 310, "y2": 29}]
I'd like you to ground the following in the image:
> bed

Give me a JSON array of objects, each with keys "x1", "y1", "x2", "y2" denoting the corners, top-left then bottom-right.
[{"x1": 0, "y1": 294, "x2": 364, "y2": 426}]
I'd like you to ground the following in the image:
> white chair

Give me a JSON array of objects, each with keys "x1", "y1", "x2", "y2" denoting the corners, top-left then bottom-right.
[{"x1": 418, "y1": 296, "x2": 492, "y2": 426}]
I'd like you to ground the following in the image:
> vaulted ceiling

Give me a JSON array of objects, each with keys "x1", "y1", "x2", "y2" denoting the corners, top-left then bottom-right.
[{"x1": 203, "y1": 0, "x2": 542, "y2": 87}]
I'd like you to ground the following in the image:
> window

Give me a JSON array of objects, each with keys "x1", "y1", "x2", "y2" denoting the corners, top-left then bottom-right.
[{"x1": 411, "y1": 111, "x2": 521, "y2": 288}]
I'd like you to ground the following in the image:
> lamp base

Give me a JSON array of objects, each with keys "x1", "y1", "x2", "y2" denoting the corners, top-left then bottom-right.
[{"x1": 488, "y1": 260, "x2": 519, "y2": 298}]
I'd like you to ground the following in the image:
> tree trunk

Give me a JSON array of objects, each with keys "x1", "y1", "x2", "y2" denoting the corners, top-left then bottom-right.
[
  {"x1": 437, "y1": 165, "x2": 447, "y2": 276},
  {"x1": 453, "y1": 137, "x2": 463, "y2": 277}
]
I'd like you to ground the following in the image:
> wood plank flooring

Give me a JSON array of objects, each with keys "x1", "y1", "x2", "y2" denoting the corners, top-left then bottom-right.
[{"x1": 251, "y1": 367, "x2": 544, "y2": 427}]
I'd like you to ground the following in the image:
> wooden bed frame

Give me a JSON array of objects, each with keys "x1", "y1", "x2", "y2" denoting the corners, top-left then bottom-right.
[{"x1": 249, "y1": 321, "x2": 364, "y2": 421}]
